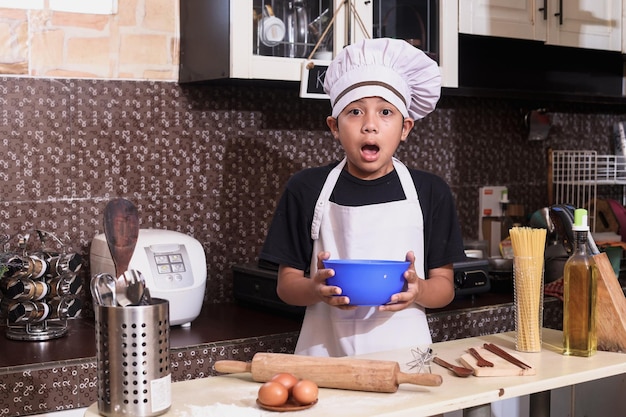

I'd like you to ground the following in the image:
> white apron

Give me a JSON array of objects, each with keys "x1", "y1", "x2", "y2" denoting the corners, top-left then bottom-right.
[{"x1": 295, "y1": 157, "x2": 431, "y2": 357}]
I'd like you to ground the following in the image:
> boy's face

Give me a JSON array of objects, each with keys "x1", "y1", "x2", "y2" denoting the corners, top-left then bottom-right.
[{"x1": 326, "y1": 96, "x2": 414, "y2": 180}]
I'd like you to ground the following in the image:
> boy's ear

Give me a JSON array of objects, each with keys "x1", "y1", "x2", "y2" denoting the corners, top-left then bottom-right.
[
  {"x1": 326, "y1": 116, "x2": 339, "y2": 139},
  {"x1": 401, "y1": 118, "x2": 415, "y2": 140}
]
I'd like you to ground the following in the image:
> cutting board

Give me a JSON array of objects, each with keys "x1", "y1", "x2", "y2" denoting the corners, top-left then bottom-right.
[
  {"x1": 459, "y1": 347, "x2": 536, "y2": 377},
  {"x1": 593, "y1": 252, "x2": 626, "y2": 353}
]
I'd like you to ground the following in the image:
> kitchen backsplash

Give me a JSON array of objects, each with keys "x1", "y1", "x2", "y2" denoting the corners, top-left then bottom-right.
[{"x1": 1, "y1": 76, "x2": 624, "y2": 312}]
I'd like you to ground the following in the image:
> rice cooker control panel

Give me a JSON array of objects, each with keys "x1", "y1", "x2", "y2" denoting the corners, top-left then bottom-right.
[{"x1": 144, "y1": 244, "x2": 194, "y2": 290}]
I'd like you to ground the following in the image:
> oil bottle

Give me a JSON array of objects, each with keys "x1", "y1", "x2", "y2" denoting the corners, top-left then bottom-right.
[{"x1": 563, "y1": 208, "x2": 597, "y2": 356}]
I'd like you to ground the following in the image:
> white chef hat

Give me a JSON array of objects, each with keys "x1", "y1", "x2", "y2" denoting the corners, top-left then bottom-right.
[{"x1": 323, "y1": 38, "x2": 441, "y2": 121}]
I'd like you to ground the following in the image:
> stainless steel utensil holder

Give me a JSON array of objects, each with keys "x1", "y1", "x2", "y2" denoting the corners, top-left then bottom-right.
[{"x1": 95, "y1": 298, "x2": 171, "y2": 417}]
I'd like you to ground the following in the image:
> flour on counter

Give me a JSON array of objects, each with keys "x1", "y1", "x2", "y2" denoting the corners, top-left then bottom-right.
[{"x1": 176, "y1": 403, "x2": 262, "y2": 417}]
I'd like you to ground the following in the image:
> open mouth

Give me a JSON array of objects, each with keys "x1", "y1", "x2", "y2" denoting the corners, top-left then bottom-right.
[{"x1": 361, "y1": 144, "x2": 380, "y2": 160}]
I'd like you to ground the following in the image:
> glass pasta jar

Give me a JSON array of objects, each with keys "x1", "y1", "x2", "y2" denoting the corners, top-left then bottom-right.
[{"x1": 509, "y1": 226, "x2": 547, "y2": 352}]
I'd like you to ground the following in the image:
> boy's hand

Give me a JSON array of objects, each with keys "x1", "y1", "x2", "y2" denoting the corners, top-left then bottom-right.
[
  {"x1": 315, "y1": 251, "x2": 356, "y2": 310},
  {"x1": 379, "y1": 251, "x2": 421, "y2": 312}
]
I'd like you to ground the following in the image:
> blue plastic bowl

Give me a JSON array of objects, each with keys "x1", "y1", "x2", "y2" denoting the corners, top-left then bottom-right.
[{"x1": 322, "y1": 259, "x2": 410, "y2": 306}]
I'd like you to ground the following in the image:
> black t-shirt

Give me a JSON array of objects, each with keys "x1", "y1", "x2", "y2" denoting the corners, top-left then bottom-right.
[{"x1": 260, "y1": 161, "x2": 466, "y2": 275}]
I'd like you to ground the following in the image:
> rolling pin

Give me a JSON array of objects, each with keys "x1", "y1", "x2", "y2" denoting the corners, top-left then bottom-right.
[{"x1": 214, "y1": 352, "x2": 442, "y2": 393}]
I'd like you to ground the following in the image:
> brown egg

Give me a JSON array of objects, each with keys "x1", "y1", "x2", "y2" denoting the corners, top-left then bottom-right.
[
  {"x1": 270, "y1": 372, "x2": 299, "y2": 394},
  {"x1": 291, "y1": 379, "x2": 318, "y2": 405},
  {"x1": 257, "y1": 381, "x2": 289, "y2": 407}
]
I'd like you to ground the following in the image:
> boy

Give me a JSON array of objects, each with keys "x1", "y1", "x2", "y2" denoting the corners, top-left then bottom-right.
[{"x1": 260, "y1": 38, "x2": 466, "y2": 357}]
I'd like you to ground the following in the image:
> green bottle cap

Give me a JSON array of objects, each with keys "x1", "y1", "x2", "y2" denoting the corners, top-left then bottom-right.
[{"x1": 573, "y1": 208, "x2": 589, "y2": 231}]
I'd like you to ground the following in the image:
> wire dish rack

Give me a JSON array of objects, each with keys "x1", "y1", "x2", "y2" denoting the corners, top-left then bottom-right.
[{"x1": 551, "y1": 150, "x2": 626, "y2": 233}]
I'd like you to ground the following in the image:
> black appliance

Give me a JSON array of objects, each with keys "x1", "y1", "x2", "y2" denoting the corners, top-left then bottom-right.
[
  {"x1": 233, "y1": 263, "x2": 304, "y2": 316},
  {"x1": 452, "y1": 258, "x2": 490, "y2": 297}
]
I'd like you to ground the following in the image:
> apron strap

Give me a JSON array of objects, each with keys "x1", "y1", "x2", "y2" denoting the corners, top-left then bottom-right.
[
  {"x1": 311, "y1": 158, "x2": 347, "y2": 240},
  {"x1": 392, "y1": 157, "x2": 418, "y2": 202}
]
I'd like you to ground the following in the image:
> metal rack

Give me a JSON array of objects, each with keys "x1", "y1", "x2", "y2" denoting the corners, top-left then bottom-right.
[
  {"x1": 0, "y1": 231, "x2": 84, "y2": 341},
  {"x1": 551, "y1": 150, "x2": 626, "y2": 233}
]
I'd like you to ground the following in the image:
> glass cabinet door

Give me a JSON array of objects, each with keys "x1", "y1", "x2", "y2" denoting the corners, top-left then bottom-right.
[
  {"x1": 343, "y1": 0, "x2": 456, "y2": 88},
  {"x1": 372, "y1": 0, "x2": 439, "y2": 63},
  {"x1": 180, "y1": 0, "x2": 456, "y2": 86},
  {"x1": 252, "y1": 0, "x2": 334, "y2": 60},
  {"x1": 251, "y1": 0, "x2": 439, "y2": 62}
]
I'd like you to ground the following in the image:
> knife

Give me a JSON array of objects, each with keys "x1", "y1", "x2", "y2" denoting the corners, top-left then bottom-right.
[{"x1": 482, "y1": 343, "x2": 532, "y2": 370}]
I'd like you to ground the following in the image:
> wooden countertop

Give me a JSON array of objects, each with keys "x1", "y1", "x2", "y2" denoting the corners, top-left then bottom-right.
[{"x1": 83, "y1": 329, "x2": 626, "y2": 417}]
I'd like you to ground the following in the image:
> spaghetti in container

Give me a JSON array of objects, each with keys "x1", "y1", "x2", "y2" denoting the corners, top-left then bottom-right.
[{"x1": 510, "y1": 227, "x2": 547, "y2": 352}]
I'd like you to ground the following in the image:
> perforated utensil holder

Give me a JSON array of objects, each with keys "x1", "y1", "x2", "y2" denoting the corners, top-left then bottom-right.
[{"x1": 95, "y1": 298, "x2": 171, "y2": 417}]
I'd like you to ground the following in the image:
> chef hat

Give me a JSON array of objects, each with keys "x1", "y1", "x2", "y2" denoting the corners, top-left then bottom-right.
[{"x1": 323, "y1": 38, "x2": 441, "y2": 121}]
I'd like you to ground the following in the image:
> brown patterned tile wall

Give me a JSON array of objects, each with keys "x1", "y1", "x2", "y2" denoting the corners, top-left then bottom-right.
[{"x1": 1, "y1": 76, "x2": 626, "y2": 314}]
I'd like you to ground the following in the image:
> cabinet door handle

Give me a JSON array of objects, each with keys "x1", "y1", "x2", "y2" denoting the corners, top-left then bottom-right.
[
  {"x1": 538, "y1": 0, "x2": 547, "y2": 20},
  {"x1": 554, "y1": 0, "x2": 563, "y2": 25}
]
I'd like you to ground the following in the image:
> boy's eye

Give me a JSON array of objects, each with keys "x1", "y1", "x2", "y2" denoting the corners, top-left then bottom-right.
[
  {"x1": 348, "y1": 108, "x2": 361, "y2": 115},
  {"x1": 381, "y1": 109, "x2": 392, "y2": 116}
]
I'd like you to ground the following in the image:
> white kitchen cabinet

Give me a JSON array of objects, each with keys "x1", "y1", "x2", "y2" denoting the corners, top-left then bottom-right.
[
  {"x1": 459, "y1": 0, "x2": 622, "y2": 52},
  {"x1": 459, "y1": 0, "x2": 545, "y2": 41},
  {"x1": 179, "y1": 0, "x2": 458, "y2": 88}
]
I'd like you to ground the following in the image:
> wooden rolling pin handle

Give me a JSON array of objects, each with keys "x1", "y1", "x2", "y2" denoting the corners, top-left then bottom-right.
[
  {"x1": 214, "y1": 360, "x2": 252, "y2": 374},
  {"x1": 396, "y1": 371, "x2": 443, "y2": 387}
]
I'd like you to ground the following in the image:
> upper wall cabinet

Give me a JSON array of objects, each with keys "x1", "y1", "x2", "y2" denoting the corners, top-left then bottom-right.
[
  {"x1": 459, "y1": 0, "x2": 622, "y2": 52},
  {"x1": 179, "y1": 0, "x2": 459, "y2": 88}
]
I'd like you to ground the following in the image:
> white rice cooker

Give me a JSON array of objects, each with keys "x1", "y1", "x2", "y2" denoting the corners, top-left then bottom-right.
[{"x1": 90, "y1": 229, "x2": 206, "y2": 327}]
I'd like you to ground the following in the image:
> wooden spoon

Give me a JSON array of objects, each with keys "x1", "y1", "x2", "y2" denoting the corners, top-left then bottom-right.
[
  {"x1": 103, "y1": 198, "x2": 139, "y2": 278},
  {"x1": 433, "y1": 357, "x2": 474, "y2": 377},
  {"x1": 468, "y1": 347, "x2": 494, "y2": 367}
]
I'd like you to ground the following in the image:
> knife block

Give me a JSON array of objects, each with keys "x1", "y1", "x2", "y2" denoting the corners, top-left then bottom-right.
[{"x1": 593, "y1": 252, "x2": 626, "y2": 353}]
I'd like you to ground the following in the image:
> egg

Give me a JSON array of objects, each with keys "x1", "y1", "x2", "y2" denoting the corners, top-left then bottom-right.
[
  {"x1": 291, "y1": 379, "x2": 318, "y2": 405},
  {"x1": 257, "y1": 381, "x2": 289, "y2": 407},
  {"x1": 270, "y1": 372, "x2": 299, "y2": 394}
]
